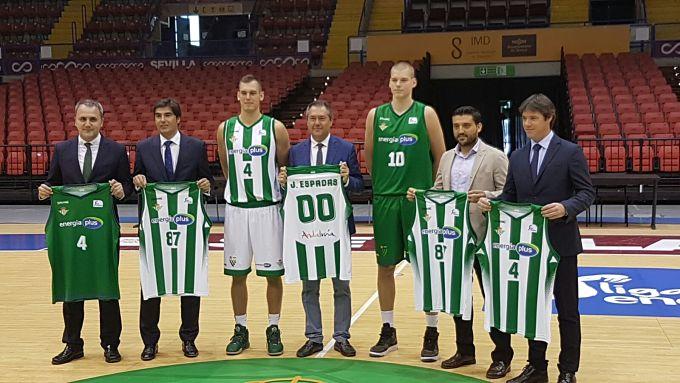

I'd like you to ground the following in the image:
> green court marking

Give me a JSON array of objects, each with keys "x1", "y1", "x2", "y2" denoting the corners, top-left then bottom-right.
[{"x1": 75, "y1": 358, "x2": 487, "y2": 383}]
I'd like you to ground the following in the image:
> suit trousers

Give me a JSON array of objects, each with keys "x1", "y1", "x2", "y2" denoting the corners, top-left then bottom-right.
[
  {"x1": 453, "y1": 258, "x2": 514, "y2": 363},
  {"x1": 301, "y1": 278, "x2": 351, "y2": 343},
  {"x1": 528, "y1": 255, "x2": 581, "y2": 373},
  {"x1": 62, "y1": 299, "x2": 121, "y2": 349},
  {"x1": 139, "y1": 291, "x2": 200, "y2": 346}
]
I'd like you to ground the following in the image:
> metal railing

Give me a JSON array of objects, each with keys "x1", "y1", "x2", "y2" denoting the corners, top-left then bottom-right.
[{"x1": 576, "y1": 137, "x2": 680, "y2": 173}]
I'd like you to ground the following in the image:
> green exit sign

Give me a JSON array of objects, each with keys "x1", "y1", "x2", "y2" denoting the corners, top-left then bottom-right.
[{"x1": 474, "y1": 65, "x2": 516, "y2": 78}]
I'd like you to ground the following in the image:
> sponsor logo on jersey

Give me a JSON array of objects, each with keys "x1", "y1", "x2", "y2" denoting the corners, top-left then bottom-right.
[
  {"x1": 184, "y1": 196, "x2": 194, "y2": 204},
  {"x1": 56, "y1": 201, "x2": 69, "y2": 205},
  {"x1": 398, "y1": 133, "x2": 418, "y2": 146},
  {"x1": 59, "y1": 207, "x2": 69, "y2": 216},
  {"x1": 258, "y1": 129, "x2": 267, "y2": 136},
  {"x1": 301, "y1": 229, "x2": 337, "y2": 240},
  {"x1": 408, "y1": 117, "x2": 418, "y2": 124},
  {"x1": 421, "y1": 226, "x2": 461, "y2": 240},
  {"x1": 92, "y1": 200, "x2": 103, "y2": 208},
  {"x1": 515, "y1": 242, "x2": 540, "y2": 257},
  {"x1": 528, "y1": 224, "x2": 538, "y2": 233},
  {"x1": 173, "y1": 213, "x2": 195, "y2": 225},
  {"x1": 263, "y1": 263, "x2": 272, "y2": 268},
  {"x1": 379, "y1": 117, "x2": 390, "y2": 121},
  {"x1": 229, "y1": 145, "x2": 269, "y2": 156},
  {"x1": 83, "y1": 217, "x2": 104, "y2": 230}
]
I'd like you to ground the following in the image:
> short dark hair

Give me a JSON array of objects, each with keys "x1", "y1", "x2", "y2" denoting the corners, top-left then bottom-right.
[
  {"x1": 305, "y1": 99, "x2": 333, "y2": 120},
  {"x1": 239, "y1": 74, "x2": 262, "y2": 90},
  {"x1": 153, "y1": 98, "x2": 182, "y2": 118},
  {"x1": 452, "y1": 106, "x2": 482, "y2": 124},
  {"x1": 519, "y1": 94, "x2": 556, "y2": 127}
]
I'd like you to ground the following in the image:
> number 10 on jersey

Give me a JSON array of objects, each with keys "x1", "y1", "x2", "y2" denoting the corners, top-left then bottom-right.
[{"x1": 388, "y1": 151, "x2": 405, "y2": 167}]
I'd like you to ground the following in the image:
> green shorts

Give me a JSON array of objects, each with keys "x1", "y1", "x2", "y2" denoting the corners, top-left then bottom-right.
[{"x1": 372, "y1": 195, "x2": 416, "y2": 266}]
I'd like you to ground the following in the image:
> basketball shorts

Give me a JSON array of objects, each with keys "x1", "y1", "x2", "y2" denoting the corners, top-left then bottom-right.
[
  {"x1": 223, "y1": 203, "x2": 284, "y2": 277},
  {"x1": 372, "y1": 195, "x2": 416, "y2": 266}
]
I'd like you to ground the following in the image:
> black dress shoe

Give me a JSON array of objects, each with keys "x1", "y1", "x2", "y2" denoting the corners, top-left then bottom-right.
[
  {"x1": 141, "y1": 344, "x2": 158, "y2": 361},
  {"x1": 486, "y1": 360, "x2": 511, "y2": 379},
  {"x1": 507, "y1": 364, "x2": 548, "y2": 383},
  {"x1": 557, "y1": 372, "x2": 577, "y2": 383},
  {"x1": 296, "y1": 340, "x2": 323, "y2": 357},
  {"x1": 182, "y1": 340, "x2": 199, "y2": 358},
  {"x1": 441, "y1": 352, "x2": 476, "y2": 369},
  {"x1": 334, "y1": 341, "x2": 356, "y2": 357},
  {"x1": 104, "y1": 345, "x2": 121, "y2": 363},
  {"x1": 51, "y1": 345, "x2": 84, "y2": 365}
]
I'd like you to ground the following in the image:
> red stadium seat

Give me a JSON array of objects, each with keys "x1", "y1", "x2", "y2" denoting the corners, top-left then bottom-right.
[{"x1": 603, "y1": 145, "x2": 626, "y2": 172}]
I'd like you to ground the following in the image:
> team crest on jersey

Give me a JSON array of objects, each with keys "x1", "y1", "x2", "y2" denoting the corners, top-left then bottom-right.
[
  {"x1": 423, "y1": 213, "x2": 431, "y2": 221},
  {"x1": 229, "y1": 134, "x2": 238, "y2": 143},
  {"x1": 379, "y1": 122, "x2": 388, "y2": 131},
  {"x1": 229, "y1": 255, "x2": 237, "y2": 267},
  {"x1": 495, "y1": 226, "x2": 505, "y2": 236},
  {"x1": 528, "y1": 224, "x2": 538, "y2": 233},
  {"x1": 92, "y1": 199, "x2": 103, "y2": 208},
  {"x1": 153, "y1": 203, "x2": 162, "y2": 211},
  {"x1": 184, "y1": 196, "x2": 194, "y2": 204},
  {"x1": 378, "y1": 245, "x2": 389, "y2": 257},
  {"x1": 59, "y1": 207, "x2": 69, "y2": 216},
  {"x1": 408, "y1": 117, "x2": 418, "y2": 124}
]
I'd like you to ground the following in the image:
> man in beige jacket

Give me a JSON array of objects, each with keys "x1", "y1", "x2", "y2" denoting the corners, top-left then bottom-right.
[{"x1": 407, "y1": 106, "x2": 511, "y2": 379}]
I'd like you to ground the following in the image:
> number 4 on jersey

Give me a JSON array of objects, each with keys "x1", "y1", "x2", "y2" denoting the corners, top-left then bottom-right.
[{"x1": 77, "y1": 235, "x2": 87, "y2": 251}]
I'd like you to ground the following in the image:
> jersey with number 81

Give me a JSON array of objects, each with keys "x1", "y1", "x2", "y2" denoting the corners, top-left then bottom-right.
[
  {"x1": 477, "y1": 201, "x2": 560, "y2": 343},
  {"x1": 371, "y1": 101, "x2": 433, "y2": 196},
  {"x1": 46, "y1": 183, "x2": 120, "y2": 303}
]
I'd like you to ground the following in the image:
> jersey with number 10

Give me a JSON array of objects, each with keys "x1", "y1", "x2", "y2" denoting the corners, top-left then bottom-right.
[
  {"x1": 46, "y1": 183, "x2": 120, "y2": 303},
  {"x1": 139, "y1": 182, "x2": 212, "y2": 299},
  {"x1": 477, "y1": 201, "x2": 559, "y2": 343},
  {"x1": 372, "y1": 101, "x2": 432, "y2": 196},
  {"x1": 282, "y1": 165, "x2": 352, "y2": 283},
  {"x1": 407, "y1": 190, "x2": 476, "y2": 318},
  {"x1": 223, "y1": 115, "x2": 280, "y2": 207}
]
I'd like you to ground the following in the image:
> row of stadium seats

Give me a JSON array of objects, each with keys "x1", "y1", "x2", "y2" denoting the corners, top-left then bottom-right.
[
  {"x1": 567, "y1": 53, "x2": 680, "y2": 173},
  {"x1": 405, "y1": 0, "x2": 549, "y2": 32}
]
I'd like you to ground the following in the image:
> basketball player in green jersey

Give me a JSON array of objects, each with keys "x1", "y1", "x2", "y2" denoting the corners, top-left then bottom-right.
[
  {"x1": 216, "y1": 75, "x2": 290, "y2": 356},
  {"x1": 364, "y1": 61, "x2": 446, "y2": 357}
]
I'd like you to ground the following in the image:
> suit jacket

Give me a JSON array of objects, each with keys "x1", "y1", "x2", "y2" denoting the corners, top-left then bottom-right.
[
  {"x1": 46, "y1": 135, "x2": 133, "y2": 201},
  {"x1": 499, "y1": 133, "x2": 595, "y2": 257},
  {"x1": 434, "y1": 139, "x2": 508, "y2": 240},
  {"x1": 133, "y1": 133, "x2": 214, "y2": 184},
  {"x1": 288, "y1": 135, "x2": 363, "y2": 235}
]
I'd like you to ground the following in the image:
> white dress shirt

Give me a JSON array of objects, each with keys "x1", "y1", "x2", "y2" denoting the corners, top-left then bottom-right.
[
  {"x1": 529, "y1": 130, "x2": 554, "y2": 174},
  {"x1": 160, "y1": 131, "x2": 181, "y2": 172},
  {"x1": 450, "y1": 139, "x2": 480, "y2": 192},
  {"x1": 78, "y1": 133, "x2": 101, "y2": 173},
  {"x1": 310, "y1": 134, "x2": 331, "y2": 165}
]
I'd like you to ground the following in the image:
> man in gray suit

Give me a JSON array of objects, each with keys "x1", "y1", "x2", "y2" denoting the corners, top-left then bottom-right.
[{"x1": 408, "y1": 106, "x2": 511, "y2": 379}]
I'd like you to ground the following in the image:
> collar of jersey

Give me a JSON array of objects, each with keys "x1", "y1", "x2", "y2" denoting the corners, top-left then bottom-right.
[
  {"x1": 388, "y1": 101, "x2": 416, "y2": 118},
  {"x1": 237, "y1": 114, "x2": 264, "y2": 129}
]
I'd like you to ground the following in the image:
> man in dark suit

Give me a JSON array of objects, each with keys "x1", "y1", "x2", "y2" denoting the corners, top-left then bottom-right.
[
  {"x1": 278, "y1": 100, "x2": 363, "y2": 358},
  {"x1": 479, "y1": 94, "x2": 595, "y2": 383},
  {"x1": 132, "y1": 98, "x2": 213, "y2": 361},
  {"x1": 38, "y1": 99, "x2": 133, "y2": 365}
]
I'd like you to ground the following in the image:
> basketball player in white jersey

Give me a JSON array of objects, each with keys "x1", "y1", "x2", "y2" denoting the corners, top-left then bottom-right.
[{"x1": 216, "y1": 74, "x2": 290, "y2": 356}]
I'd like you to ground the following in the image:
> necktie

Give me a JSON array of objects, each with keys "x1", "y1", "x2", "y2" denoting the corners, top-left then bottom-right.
[
  {"x1": 315, "y1": 143, "x2": 324, "y2": 166},
  {"x1": 530, "y1": 144, "x2": 542, "y2": 181},
  {"x1": 164, "y1": 141, "x2": 174, "y2": 180},
  {"x1": 82, "y1": 142, "x2": 92, "y2": 182}
]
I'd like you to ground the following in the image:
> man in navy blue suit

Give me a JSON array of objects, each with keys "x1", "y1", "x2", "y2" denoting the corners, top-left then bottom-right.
[
  {"x1": 278, "y1": 100, "x2": 363, "y2": 358},
  {"x1": 38, "y1": 99, "x2": 133, "y2": 365},
  {"x1": 479, "y1": 94, "x2": 595, "y2": 383},
  {"x1": 132, "y1": 98, "x2": 213, "y2": 361}
]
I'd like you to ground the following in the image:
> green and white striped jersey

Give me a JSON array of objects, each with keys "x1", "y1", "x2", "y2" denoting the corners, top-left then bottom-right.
[
  {"x1": 139, "y1": 182, "x2": 212, "y2": 299},
  {"x1": 282, "y1": 165, "x2": 352, "y2": 283},
  {"x1": 223, "y1": 115, "x2": 281, "y2": 207},
  {"x1": 477, "y1": 201, "x2": 559, "y2": 343},
  {"x1": 407, "y1": 190, "x2": 477, "y2": 318}
]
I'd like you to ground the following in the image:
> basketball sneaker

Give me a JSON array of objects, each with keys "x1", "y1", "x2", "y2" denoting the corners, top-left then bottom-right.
[
  {"x1": 369, "y1": 323, "x2": 398, "y2": 357},
  {"x1": 420, "y1": 326, "x2": 439, "y2": 362},
  {"x1": 266, "y1": 324, "x2": 284, "y2": 356},
  {"x1": 226, "y1": 324, "x2": 250, "y2": 355}
]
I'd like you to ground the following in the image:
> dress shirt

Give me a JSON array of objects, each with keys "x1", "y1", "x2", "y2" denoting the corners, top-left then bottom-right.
[
  {"x1": 449, "y1": 139, "x2": 480, "y2": 192},
  {"x1": 160, "y1": 131, "x2": 181, "y2": 173},
  {"x1": 78, "y1": 133, "x2": 101, "y2": 174}
]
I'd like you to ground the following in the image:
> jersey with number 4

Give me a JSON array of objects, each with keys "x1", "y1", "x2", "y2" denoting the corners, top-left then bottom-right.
[
  {"x1": 407, "y1": 190, "x2": 476, "y2": 318},
  {"x1": 223, "y1": 115, "x2": 281, "y2": 207},
  {"x1": 139, "y1": 182, "x2": 212, "y2": 299},
  {"x1": 477, "y1": 201, "x2": 559, "y2": 343},
  {"x1": 282, "y1": 165, "x2": 352, "y2": 283},
  {"x1": 372, "y1": 101, "x2": 432, "y2": 196},
  {"x1": 46, "y1": 183, "x2": 120, "y2": 303}
]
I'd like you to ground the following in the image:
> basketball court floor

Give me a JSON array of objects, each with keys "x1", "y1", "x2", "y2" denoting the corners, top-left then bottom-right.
[{"x1": 1, "y1": 207, "x2": 679, "y2": 382}]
